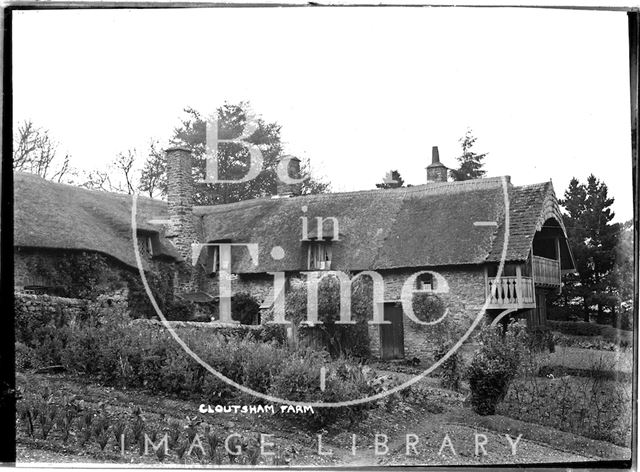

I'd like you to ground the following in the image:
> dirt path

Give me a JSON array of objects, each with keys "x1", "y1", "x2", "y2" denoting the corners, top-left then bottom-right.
[{"x1": 324, "y1": 410, "x2": 592, "y2": 466}]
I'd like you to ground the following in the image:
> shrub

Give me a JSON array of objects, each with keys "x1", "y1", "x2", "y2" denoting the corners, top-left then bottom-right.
[
  {"x1": 269, "y1": 352, "x2": 373, "y2": 430},
  {"x1": 241, "y1": 342, "x2": 290, "y2": 395},
  {"x1": 15, "y1": 297, "x2": 72, "y2": 366},
  {"x1": 525, "y1": 327, "x2": 555, "y2": 353},
  {"x1": 467, "y1": 322, "x2": 526, "y2": 415},
  {"x1": 285, "y1": 274, "x2": 371, "y2": 358},
  {"x1": 19, "y1": 295, "x2": 378, "y2": 424},
  {"x1": 15, "y1": 342, "x2": 37, "y2": 371},
  {"x1": 433, "y1": 341, "x2": 462, "y2": 391},
  {"x1": 547, "y1": 304, "x2": 583, "y2": 322},
  {"x1": 548, "y1": 320, "x2": 603, "y2": 337},
  {"x1": 164, "y1": 298, "x2": 196, "y2": 321},
  {"x1": 231, "y1": 292, "x2": 260, "y2": 325},
  {"x1": 253, "y1": 323, "x2": 288, "y2": 345}
]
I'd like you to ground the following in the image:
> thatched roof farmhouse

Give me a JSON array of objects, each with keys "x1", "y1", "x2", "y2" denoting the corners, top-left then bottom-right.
[{"x1": 14, "y1": 146, "x2": 576, "y2": 359}]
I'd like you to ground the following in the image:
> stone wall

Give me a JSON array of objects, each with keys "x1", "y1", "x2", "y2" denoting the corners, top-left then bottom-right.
[
  {"x1": 15, "y1": 292, "x2": 88, "y2": 326},
  {"x1": 14, "y1": 247, "x2": 130, "y2": 295},
  {"x1": 376, "y1": 266, "x2": 486, "y2": 360},
  {"x1": 203, "y1": 265, "x2": 488, "y2": 359},
  {"x1": 204, "y1": 273, "x2": 274, "y2": 308}
]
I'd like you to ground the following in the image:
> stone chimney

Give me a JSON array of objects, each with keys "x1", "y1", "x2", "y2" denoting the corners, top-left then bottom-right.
[
  {"x1": 426, "y1": 146, "x2": 448, "y2": 183},
  {"x1": 275, "y1": 156, "x2": 302, "y2": 197},
  {"x1": 165, "y1": 146, "x2": 199, "y2": 261}
]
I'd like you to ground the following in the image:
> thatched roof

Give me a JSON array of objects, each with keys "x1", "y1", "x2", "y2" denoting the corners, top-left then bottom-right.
[
  {"x1": 196, "y1": 176, "x2": 575, "y2": 274},
  {"x1": 15, "y1": 171, "x2": 575, "y2": 275},
  {"x1": 14, "y1": 172, "x2": 179, "y2": 270}
]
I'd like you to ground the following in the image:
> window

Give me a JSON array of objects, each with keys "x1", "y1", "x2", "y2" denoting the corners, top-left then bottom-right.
[
  {"x1": 415, "y1": 272, "x2": 434, "y2": 291},
  {"x1": 210, "y1": 246, "x2": 220, "y2": 273},
  {"x1": 308, "y1": 242, "x2": 332, "y2": 270},
  {"x1": 137, "y1": 235, "x2": 154, "y2": 259}
]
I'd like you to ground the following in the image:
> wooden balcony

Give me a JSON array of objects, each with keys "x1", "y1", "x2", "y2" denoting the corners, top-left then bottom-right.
[
  {"x1": 487, "y1": 276, "x2": 535, "y2": 309},
  {"x1": 532, "y1": 255, "x2": 561, "y2": 286}
]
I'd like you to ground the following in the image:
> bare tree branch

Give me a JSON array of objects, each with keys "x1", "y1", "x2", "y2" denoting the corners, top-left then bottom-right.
[{"x1": 13, "y1": 119, "x2": 70, "y2": 182}]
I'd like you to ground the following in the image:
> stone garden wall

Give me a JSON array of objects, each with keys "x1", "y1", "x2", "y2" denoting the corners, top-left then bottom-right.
[{"x1": 15, "y1": 293, "x2": 88, "y2": 326}]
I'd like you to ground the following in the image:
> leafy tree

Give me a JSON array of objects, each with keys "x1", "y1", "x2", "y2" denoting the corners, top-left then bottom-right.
[
  {"x1": 449, "y1": 129, "x2": 487, "y2": 181},
  {"x1": 162, "y1": 103, "x2": 329, "y2": 205},
  {"x1": 13, "y1": 120, "x2": 70, "y2": 182},
  {"x1": 559, "y1": 175, "x2": 620, "y2": 322},
  {"x1": 375, "y1": 170, "x2": 405, "y2": 189}
]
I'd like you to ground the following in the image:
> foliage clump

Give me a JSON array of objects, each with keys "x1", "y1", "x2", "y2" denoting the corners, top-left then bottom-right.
[
  {"x1": 16, "y1": 299, "x2": 376, "y2": 430},
  {"x1": 285, "y1": 274, "x2": 372, "y2": 358},
  {"x1": 467, "y1": 322, "x2": 526, "y2": 415}
]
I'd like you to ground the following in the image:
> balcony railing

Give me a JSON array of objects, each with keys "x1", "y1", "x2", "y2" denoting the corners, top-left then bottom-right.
[
  {"x1": 487, "y1": 276, "x2": 535, "y2": 308},
  {"x1": 532, "y1": 255, "x2": 561, "y2": 286}
]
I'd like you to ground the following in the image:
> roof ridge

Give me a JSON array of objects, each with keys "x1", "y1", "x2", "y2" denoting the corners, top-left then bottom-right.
[
  {"x1": 193, "y1": 176, "x2": 514, "y2": 213},
  {"x1": 14, "y1": 171, "x2": 166, "y2": 206}
]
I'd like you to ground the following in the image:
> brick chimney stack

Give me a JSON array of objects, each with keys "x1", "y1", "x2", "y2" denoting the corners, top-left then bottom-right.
[
  {"x1": 165, "y1": 146, "x2": 198, "y2": 262},
  {"x1": 275, "y1": 156, "x2": 302, "y2": 197},
  {"x1": 426, "y1": 146, "x2": 448, "y2": 183}
]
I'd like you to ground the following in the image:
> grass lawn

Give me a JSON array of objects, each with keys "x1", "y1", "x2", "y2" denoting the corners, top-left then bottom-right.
[{"x1": 539, "y1": 346, "x2": 632, "y2": 373}]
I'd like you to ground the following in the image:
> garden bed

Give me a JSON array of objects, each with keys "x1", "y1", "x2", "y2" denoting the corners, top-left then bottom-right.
[{"x1": 17, "y1": 372, "x2": 628, "y2": 466}]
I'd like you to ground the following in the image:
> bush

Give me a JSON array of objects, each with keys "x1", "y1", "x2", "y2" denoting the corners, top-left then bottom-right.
[
  {"x1": 433, "y1": 341, "x2": 462, "y2": 391},
  {"x1": 19, "y1": 294, "x2": 380, "y2": 426},
  {"x1": 467, "y1": 322, "x2": 526, "y2": 415},
  {"x1": 270, "y1": 351, "x2": 371, "y2": 430},
  {"x1": 269, "y1": 352, "x2": 373, "y2": 430},
  {"x1": 15, "y1": 300, "x2": 72, "y2": 367},
  {"x1": 163, "y1": 298, "x2": 196, "y2": 321},
  {"x1": 253, "y1": 323, "x2": 288, "y2": 345},
  {"x1": 525, "y1": 327, "x2": 555, "y2": 353},
  {"x1": 548, "y1": 320, "x2": 603, "y2": 337},
  {"x1": 548, "y1": 304, "x2": 583, "y2": 321},
  {"x1": 231, "y1": 292, "x2": 260, "y2": 325},
  {"x1": 285, "y1": 274, "x2": 371, "y2": 358},
  {"x1": 15, "y1": 342, "x2": 37, "y2": 371}
]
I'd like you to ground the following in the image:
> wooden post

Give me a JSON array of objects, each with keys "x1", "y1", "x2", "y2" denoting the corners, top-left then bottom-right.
[
  {"x1": 516, "y1": 265, "x2": 523, "y2": 308},
  {"x1": 484, "y1": 265, "x2": 489, "y2": 302},
  {"x1": 555, "y1": 236, "x2": 562, "y2": 294}
]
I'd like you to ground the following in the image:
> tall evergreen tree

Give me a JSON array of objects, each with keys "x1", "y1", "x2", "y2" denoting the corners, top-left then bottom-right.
[
  {"x1": 559, "y1": 175, "x2": 619, "y2": 322},
  {"x1": 449, "y1": 129, "x2": 487, "y2": 181}
]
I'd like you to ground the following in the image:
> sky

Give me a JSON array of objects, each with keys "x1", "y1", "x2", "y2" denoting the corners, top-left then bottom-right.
[{"x1": 12, "y1": 6, "x2": 633, "y2": 222}]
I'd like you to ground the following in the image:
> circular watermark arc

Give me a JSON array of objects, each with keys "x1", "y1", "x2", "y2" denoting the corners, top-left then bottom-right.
[{"x1": 130, "y1": 176, "x2": 511, "y2": 408}]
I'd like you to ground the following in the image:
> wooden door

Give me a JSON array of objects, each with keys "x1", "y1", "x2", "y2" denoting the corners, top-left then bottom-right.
[
  {"x1": 534, "y1": 291, "x2": 548, "y2": 327},
  {"x1": 380, "y1": 303, "x2": 405, "y2": 360}
]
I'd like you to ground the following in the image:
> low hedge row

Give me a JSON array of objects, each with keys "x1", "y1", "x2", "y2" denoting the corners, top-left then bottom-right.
[
  {"x1": 548, "y1": 321, "x2": 632, "y2": 347},
  {"x1": 16, "y1": 301, "x2": 373, "y2": 430},
  {"x1": 548, "y1": 320, "x2": 605, "y2": 337}
]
